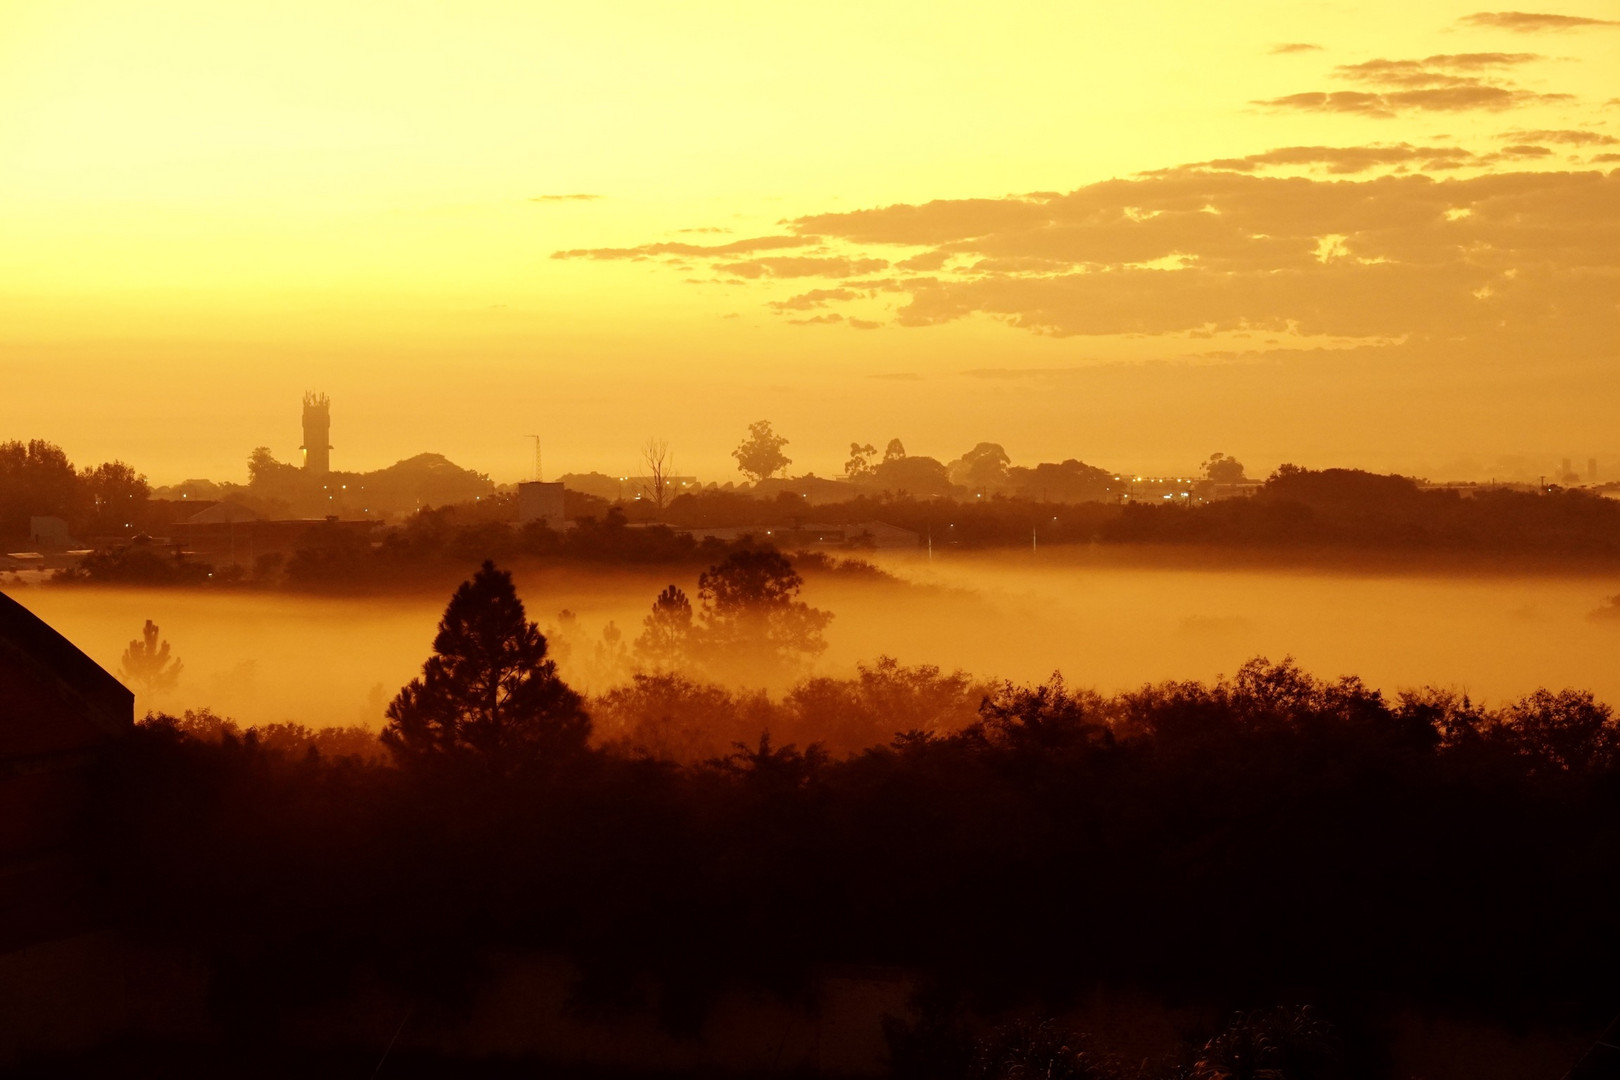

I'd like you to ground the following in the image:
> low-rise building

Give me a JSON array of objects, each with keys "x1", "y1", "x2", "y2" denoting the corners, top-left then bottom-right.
[{"x1": 0, "y1": 590, "x2": 133, "y2": 953}]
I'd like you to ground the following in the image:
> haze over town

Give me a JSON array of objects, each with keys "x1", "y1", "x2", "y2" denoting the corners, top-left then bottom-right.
[{"x1": 5, "y1": 2, "x2": 1620, "y2": 1077}]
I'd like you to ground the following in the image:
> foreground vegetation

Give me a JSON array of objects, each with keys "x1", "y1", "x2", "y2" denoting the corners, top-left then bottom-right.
[{"x1": 72, "y1": 563, "x2": 1620, "y2": 1076}]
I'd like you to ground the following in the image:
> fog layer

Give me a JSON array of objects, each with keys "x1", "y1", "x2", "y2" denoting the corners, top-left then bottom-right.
[{"x1": 13, "y1": 552, "x2": 1620, "y2": 729}]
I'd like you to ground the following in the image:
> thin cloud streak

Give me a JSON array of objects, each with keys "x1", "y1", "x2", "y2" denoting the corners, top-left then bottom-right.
[
  {"x1": 1173, "y1": 143, "x2": 1480, "y2": 174},
  {"x1": 1256, "y1": 86, "x2": 1572, "y2": 115},
  {"x1": 1459, "y1": 10, "x2": 1620, "y2": 31},
  {"x1": 552, "y1": 235, "x2": 819, "y2": 260}
]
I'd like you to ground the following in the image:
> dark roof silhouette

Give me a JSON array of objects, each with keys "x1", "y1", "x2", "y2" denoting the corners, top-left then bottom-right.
[
  {"x1": 0, "y1": 589, "x2": 133, "y2": 758},
  {"x1": 185, "y1": 500, "x2": 261, "y2": 524}
]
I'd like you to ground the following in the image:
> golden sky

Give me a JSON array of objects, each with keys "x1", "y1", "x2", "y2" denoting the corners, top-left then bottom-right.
[{"x1": 2, "y1": 1, "x2": 1616, "y2": 483}]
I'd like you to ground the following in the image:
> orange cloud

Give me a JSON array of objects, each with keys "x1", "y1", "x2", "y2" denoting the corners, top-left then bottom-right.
[
  {"x1": 1258, "y1": 86, "x2": 1570, "y2": 115},
  {"x1": 714, "y1": 256, "x2": 889, "y2": 279},
  {"x1": 552, "y1": 235, "x2": 818, "y2": 259},
  {"x1": 1175, "y1": 143, "x2": 1479, "y2": 174},
  {"x1": 565, "y1": 160, "x2": 1618, "y2": 365},
  {"x1": 1459, "y1": 11, "x2": 1620, "y2": 31},
  {"x1": 769, "y1": 288, "x2": 859, "y2": 311},
  {"x1": 1261, "y1": 46, "x2": 1571, "y2": 117},
  {"x1": 1269, "y1": 42, "x2": 1324, "y2": 54},
  {"x1": 1500, "y1": 127, "x2": 1619, "y2": 144},
  {"x1": 1255, "y1": 91, "x2": 1396, "y2": 117},
  {"x1": 769, "y1": 170, "x2": 1617, "y2": 349}
]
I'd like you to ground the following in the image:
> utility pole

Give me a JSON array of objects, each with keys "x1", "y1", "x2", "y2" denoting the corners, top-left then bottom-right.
[{"x1": 526, "y1": 436, "x2": 542, "y2": 482}]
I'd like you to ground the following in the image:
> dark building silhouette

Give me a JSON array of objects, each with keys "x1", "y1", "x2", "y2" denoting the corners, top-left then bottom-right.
[
  {"x1": 516, "y1": 481, "x2": 566, "y2": 529},
  {"x1": 300, "y1": 392, "x2": 331, "y2": 475},
  {"x1": 0, "y1": 589, "x2": 133, "y2": 953}
]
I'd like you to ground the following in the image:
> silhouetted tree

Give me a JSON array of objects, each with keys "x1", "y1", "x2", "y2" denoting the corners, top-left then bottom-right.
[
  {"x1": 695, "y1": 549, "x2": 831, "y2": 673},
  {"x1": 634, "y1": 584, "x2": 695, "y2": 672},
  {"x1": 1007, "y1": 459, "x2": 1117, "y2": 503},
  {"x1": 65, "y1": 539, "x2": 213, "y2": 586},
  {"x1": 1193, "y1": 1006, "x2": 1344, "y2": 1080},
  {"x1": 0, "y1": 439, "x2": 87, "y2": 540},
  {"x1": 589, "y1": 620, "x2": 630, "y2": 689},
  {"x1": 1494, "y1": 688, "x2": 1618, "y2": 773},
  {"x1": 640, "y1": 437, "x2": 675, "y2": 511},
  {"x1": 845, "y1": 442, "x2": 878, "y2": 481},
  {"x1": 948, "y1": 442, "x2": 1012, "y2": 493},
  {"x1": 883, "y1": 438, "x2": 906, "y2": 462},
  {"x1": 382, "y1": 560, "x2": 589, "y2": 773},
  {"x1": 970, "y1": 1018, "x2": 1121, "y2": 1080},
  {"x1": 1203, "y1": 452, "x2": 1247, "y2": 484},
  {"x1": 247, "y1": 446, "x2": 298, "y2": 486},
  {"x1": 80, "y1": 460, "x2": 151, "y2": 536},
  {"x1": 872, "y1": 452, "x2": 954, "y2": 497},
  {"x1": 710, "y1": 732, "x2": 828, "y2": 794},
  {"x1": 732, "y1": 420, "x2": 791, "y2": 482},
  {"x1": 119, "y1": 619, "x2": 182, "y2": 711}
]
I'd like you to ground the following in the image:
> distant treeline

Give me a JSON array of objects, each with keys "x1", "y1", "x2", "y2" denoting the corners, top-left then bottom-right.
[
  {"x1": 0, "y1": 439, "x2": 151, "y2": 543},
  {"x1": 655, "y1": 467, "x2": 1620, "y2": 558},
  {"x1": 53, "y1": 503, "x2": 898, "y2": 591},
  {"x1": 21, "y1": 448, "x2": 1620, "y2": 590},
  {"x1": 1104, "y1": 466, "x2": 1620, "y2": 557},
  {"x1": 99, "y1": 655, "x2": 1620, "y2": 1071}
]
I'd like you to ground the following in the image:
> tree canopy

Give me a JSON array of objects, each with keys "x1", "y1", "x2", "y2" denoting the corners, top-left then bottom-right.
[
  {"x1": 695, "y1": 548, "x2": 831, "y2": 675},
  {"x1": 732, "y1": 420, "x2": 791, "y2": 482},
  {"x1": 119, "y1": 619, "x2": 182, "y2": 711},
  {"x1": 382, "y1": 560, "x2": 589, "y2": 773},
  {"x1": 0, "y1": 439, "x2": 150, "y2": 543}
]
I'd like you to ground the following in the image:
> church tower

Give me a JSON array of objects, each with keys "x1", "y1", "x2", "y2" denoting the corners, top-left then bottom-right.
[{"x1": 300, "y1": 392, "x2": 331, "y2": 474}]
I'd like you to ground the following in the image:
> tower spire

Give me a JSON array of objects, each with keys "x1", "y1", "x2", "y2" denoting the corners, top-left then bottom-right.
[{"x1": 300, "y1": 392, "x2": 332, "y2": 475}]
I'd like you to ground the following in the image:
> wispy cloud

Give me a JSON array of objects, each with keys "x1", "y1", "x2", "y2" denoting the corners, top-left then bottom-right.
[
  {"x1": 1270, "y1": 42, "x2": 1324, "y2": 54},
  {"x1": 1459, "y1": 10, "x2": 1620, "y2": 31},
  {"x1": 529, "y1": 193, "x2": 602, "y2": 202},
  {"x1": 552, "y1": 235, "x2": 818, "y2": 260},
  {"x1": 769, "y1": 288, "x2": 859, "y2": 311},
  {"x1": 1498, "y1": 143, "x2": 1556, "y2": 157},
  {"x1": 1424, "y1": 51, "x2": 1545, "y2": 68},
  {"x1": 780, "y1": 170, "x2": 1620, "y2": 346},
  {"x1": 1173, "y1": 143, "x2": 1479, "y2": 174},
  {"x1": 714, "y1": 256, "x2": 889, "y2": 279},
  {"x1": 1257, "y1": 85, "x2": 1570, "y2": 116},
  {"x1": 1334, "y1": 54, "x2": 1541, "y2": 88},
  {"x1": 1500, "y1": 127, "x2": 1619, "y2": 144},
  {"x1": 1258, "y1": 45, "x2": 1570, "y2": 118}
]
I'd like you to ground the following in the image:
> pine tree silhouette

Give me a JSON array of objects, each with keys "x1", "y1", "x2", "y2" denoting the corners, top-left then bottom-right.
[
  {"x1": 119, "y1": 619, "x2": 182, "y2": 712},
  {"x1": 382, "y1": 560, "x2": 589, "y2": 772}
]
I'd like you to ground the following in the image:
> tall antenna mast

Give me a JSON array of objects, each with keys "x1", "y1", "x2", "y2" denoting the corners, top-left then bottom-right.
[{"x1": 526, "y1": 435, "x2": 542, "y2": 482}]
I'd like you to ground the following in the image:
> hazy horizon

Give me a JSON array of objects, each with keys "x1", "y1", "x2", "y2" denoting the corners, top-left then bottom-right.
[
  {"x1": 3, "y1": 2, "x2": 1617, "y2": 485},
  {"x1": 16, "y1": 552, "x2": 1620, "y2": 731}
]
